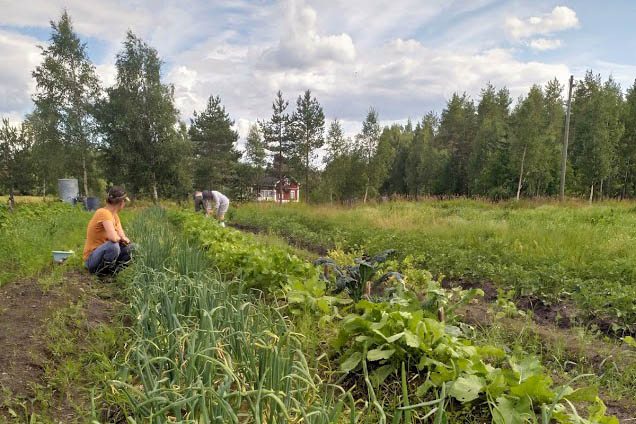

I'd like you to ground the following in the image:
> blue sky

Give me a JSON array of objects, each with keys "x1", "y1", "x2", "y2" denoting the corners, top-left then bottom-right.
[{"x1": 1, "y1": 0, "x2": 635, "y2": 140}]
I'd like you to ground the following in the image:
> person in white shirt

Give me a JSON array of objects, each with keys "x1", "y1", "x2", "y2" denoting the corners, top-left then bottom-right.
[{"x1": 201, "y1": 190, "x2": 229, "y2": 227}]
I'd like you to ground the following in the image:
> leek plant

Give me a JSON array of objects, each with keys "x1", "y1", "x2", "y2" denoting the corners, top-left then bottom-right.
[{"x1": 109, "y1": 207, "x2": 356, "y2": 423}]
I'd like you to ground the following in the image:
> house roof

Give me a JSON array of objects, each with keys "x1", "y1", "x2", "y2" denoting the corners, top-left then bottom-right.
[{"x1": 255, "y1": 175, "x2": 299, "y2": 187}]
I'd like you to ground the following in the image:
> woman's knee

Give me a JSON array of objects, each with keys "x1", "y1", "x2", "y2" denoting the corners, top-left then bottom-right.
[{"x1": 104, "y1": 241, "x2": 121, "y2": 260}]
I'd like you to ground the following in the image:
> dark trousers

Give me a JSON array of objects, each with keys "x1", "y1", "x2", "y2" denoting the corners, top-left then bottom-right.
[{"x1": 85, "y1": 241, "x2": 133, "y2": 276}]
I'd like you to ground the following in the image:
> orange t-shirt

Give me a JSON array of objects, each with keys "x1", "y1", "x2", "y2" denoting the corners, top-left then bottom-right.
[{"x1": 83, "y1": 208, "x2": 121, "y2": 260}]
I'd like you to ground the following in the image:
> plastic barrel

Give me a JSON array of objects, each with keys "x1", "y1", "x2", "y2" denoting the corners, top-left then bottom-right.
[
  {"x1": 58, "y1": 179, "x2": 79, "y2": 204},
  {"x1": 85, "y1": 197, "x2": 100, "y2": 211}
]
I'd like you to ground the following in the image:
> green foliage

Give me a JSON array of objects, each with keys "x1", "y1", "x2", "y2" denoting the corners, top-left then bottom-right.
[
  {"x1": 290, "y1": 89, "x2": 325, "y2": 202},
  {"x1": 0, "y1": 202, "x2": 89, "y2": 286},
  {"x1": 189, "y1": 95, "x2": 241, "y2": 191},
  {"x1": 97, "y1": 31, "x2": 193, "y2": 200},
  {"x1": 333, "y1": 298, "x2": 613, "y2": 424},
  {"x1": 231, "y1": 201, "x2": 636, "y2": 332},
  {"x1": 30, "y1": 11, "x2": 102, "y2": 198},
  {"x1": 110, "y1": 207, "x2": 354, "y2": 423},
  {"x1": 175, "y1": 208, "x2": 616, "y2": 423}
]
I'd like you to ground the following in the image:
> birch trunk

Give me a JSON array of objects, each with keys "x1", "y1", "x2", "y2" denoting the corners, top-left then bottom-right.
[
  {"x1": 589, "y1": 184, "x2": 594, "y2": 204},
  {"x1": 516, "y1": 146, "x2": 527, "y2": 201}
]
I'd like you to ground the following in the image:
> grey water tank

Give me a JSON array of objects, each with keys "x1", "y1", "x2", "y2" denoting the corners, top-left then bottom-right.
[{"x1": 58, "y1": 179, "x2": 79, "y2": 204}]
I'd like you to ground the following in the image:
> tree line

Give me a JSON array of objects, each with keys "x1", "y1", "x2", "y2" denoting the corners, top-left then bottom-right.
[{"x1": 2, "y1": 11, "x2": 636, "y2": 205}]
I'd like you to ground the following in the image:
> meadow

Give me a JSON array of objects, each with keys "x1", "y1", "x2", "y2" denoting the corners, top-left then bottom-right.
[{"x1": 229, "y1": 199, "x2": 636, "y2": 333}]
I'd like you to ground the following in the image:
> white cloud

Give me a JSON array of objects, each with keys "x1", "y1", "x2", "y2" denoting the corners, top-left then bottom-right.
[
  {"x1": 529, "y1": 38, "x2": 563, "y2": 51},
  {"x1": 95, "y1": 63, "x2": 117, "y2": 87},
  {"x1": 506, "y1": 6, "x2": 579, "y2": 39},
  {"x1": 260, "y1": 0, "x2": 355, "y2": 69},
  {"x1": 0, "y1": 30, "x2": 40, "y2": 119}
]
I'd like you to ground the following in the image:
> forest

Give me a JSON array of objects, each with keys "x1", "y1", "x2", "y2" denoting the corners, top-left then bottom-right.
[{"x1": 2, "y1": 11, "x2": 636, "y2": 204}]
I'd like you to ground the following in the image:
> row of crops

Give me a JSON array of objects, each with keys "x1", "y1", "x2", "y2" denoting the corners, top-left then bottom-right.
[
  {"x1": 109, "y1": 207, "x2": 618, "y2": 423},
  {"x1": 228, "y1": 202, "x2": 636, "y2": 334}
]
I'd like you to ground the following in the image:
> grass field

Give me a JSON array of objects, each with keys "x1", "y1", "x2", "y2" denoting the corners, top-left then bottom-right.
[{"x1": 229, "y1": 199, "x2": 636, "y2": 333}]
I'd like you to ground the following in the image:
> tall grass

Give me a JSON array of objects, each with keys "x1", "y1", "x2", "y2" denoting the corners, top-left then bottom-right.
[
  {"x1": 109, "y1": 207, "x2": 354, "y2": 423},
  {"x1": 0, "y1": 202, "x2": 90, "y2": 285},
  {"x1": 231, "y1": 200, "x2": 636, "y2": 331}
]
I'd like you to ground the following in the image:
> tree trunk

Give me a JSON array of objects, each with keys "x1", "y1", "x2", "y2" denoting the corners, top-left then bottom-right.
[
  {"x1": 516, "y1": 146, "x2": 527, "y2": 201},
  {"x1": 622, "y1": 166, "x2": 630, "y2": 200},
  {"x1": 305, "y1": 148, "x2": 309, "y2": 204},
  {"x1": 363, "y1": 185, "x2": 369, "y2": 203},
  {"x1": 599, "y1": 179, "x2": 603, "y2": 201},
  {"x1": 8, "y1": 186, "x2": 15, "y2": 210},
  {"x1": 43, "y1": 178, "x2": 46, "y2": 201},
  {"x1": 152, "y1": 175, "x2": 158, "y2": 203},
  {"x1": 589, "y1": 184, "x2": 594, "y2": 204},
  {"x1": 82, "y1": 153, "x2": 89, "y2": 197}
]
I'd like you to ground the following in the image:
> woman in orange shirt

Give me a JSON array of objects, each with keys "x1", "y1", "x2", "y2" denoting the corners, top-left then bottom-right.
[{"x1": 83, "y1": 186, "x2": 133, "y2": 276}]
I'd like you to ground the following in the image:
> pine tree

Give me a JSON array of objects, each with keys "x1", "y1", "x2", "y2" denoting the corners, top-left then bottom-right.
[
  {"x1": 259, "y1": 91, "x2": 292, "y2": 203},
  {"x1": 291, "y1": 90, "x2": 325, "y2": 202},
  {"x1": 189, "y1": 95, "x2": 241, "y2": 190},
  {"x1": 31, "y1": 11, "x2": 101, "y2": 197}
]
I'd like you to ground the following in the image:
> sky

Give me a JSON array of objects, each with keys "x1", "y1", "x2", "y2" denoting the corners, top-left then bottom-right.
[{"x1": 1, "y1": 0, "x2": 636, "y2": 143}]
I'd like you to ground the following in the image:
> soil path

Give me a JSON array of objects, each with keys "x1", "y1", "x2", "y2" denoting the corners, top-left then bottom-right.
[{"x1": 0, "y1": 269, "x2": 121, "y2": 423}]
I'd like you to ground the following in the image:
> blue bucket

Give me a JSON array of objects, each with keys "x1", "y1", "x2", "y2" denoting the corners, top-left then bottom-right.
[{"x1": 85, "y1": 197, "x2": 100, "y2": 211}]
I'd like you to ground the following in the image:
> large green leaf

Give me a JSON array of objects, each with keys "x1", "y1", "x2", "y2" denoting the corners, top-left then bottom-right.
[
  {"x1": 510, "y1": 356, "x2": 543, "y2": 382},
  {"x1": 510, "y1": 374, "x2": 554, "y2": 403},
  {"x1": 367, "y1": 348, "x2": 396, "y2": 361},
  {"x1": 340, "y1": 351, "x2": 362, "y2": 372},
  {"x1": 492, "y1": 396, "x2": 533, "y2": 424},
  {"x1": 562, "y1": 385, "x2": 598, "y2": 402},
  {"x1": 449, "y1": 374, "x2": 484, "y2": 402}
]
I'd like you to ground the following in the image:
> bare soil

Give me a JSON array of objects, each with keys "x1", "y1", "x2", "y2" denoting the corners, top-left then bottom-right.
[{"x1": 0, "y1": 268, "x2": 121, "y2": 423}]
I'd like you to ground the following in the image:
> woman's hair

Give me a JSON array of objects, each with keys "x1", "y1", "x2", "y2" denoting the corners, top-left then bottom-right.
[{"x1": 107, "y1": 186, "x2": 128, "y2": 205}]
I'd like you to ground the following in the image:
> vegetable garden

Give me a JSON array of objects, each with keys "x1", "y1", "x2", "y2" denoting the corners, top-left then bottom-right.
[{"x1": 1, "y1": 201, "x2": 634, "y2": 422}]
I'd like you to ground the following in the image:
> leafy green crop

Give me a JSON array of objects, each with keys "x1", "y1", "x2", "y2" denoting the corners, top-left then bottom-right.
[{"x1": 175, "y1": 208, "x2": 619, "y2": 423}]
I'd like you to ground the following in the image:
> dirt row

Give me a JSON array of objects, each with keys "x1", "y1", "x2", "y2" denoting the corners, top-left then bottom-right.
[{"x1": 0, "y1": 269, "x2": 121, "y2": 423}]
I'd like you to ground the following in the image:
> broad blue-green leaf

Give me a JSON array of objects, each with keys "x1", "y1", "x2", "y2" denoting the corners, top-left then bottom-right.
[
  {"x1": 367, "y1": 348, "x2": 396, "y2": 361},
  {"x1": 449, "y1": 374, "x2": 485, "y2": 402},
  {"x1": 340, "y1": 352, "x2": 362, "y2": 372}
]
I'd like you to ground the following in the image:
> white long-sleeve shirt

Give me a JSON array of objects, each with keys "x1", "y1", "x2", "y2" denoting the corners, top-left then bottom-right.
[{"x1": 203, "y1": 190, "x2": 229, "y2": 209}]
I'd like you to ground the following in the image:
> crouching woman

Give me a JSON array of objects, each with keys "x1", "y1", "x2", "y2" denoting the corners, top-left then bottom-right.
[{"x1": 83, "y1": 186, "x2": 133, "y2": 276}]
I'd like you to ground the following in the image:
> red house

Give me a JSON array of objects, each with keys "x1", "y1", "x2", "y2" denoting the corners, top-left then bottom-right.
[{"x1": 254, "y1": 176, "x2": 300, "y2": 203}]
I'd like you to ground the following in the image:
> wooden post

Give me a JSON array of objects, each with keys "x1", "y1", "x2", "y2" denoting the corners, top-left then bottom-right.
[{"x1": 560, "y1": 75, "x2": 574, "y2": 202}]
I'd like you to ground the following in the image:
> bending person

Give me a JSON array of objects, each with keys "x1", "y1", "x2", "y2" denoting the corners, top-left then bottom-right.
[
  {"x1": 83, "y1": 186, "x2": 133, "y2": 276},
  {"x1": 203, "y1": 190, "x2": 229, "y2": 227}
]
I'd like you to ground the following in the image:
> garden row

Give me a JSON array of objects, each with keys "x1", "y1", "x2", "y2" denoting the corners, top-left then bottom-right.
[
  {"x1": 228, "y1": 201, "x2": 636, "y2": 334},
  {"x1": 121, "y1": 208, "x2": 619, "y2": 423}
]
